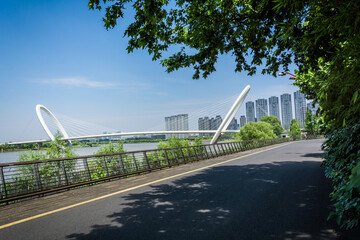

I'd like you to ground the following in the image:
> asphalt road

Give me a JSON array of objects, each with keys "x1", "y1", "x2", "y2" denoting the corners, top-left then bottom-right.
[{"x1": 0, "y1": 139, "x2": 359, "y2": 239}]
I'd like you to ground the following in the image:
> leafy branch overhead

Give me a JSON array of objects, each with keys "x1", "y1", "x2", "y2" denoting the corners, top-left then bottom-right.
[{"x1": 89, "y1": 0, "x2": 327, "y2": 79}]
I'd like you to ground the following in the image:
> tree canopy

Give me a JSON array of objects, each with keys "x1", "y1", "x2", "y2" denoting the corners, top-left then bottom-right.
[
  {"x1": 260, "y1": 116, "x2": 283, "y2": 137},
  {"x1": 88, "y1": 0, "x2": 359, "y2": 80},
  {"x1": 237, "y1": 122, "x2": 276, "y2": 140},
  {"x1": 289, "y1": 119, "x2": 301, "y2": 138}
]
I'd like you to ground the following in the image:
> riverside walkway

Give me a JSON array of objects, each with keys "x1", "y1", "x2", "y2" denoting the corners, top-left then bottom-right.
[{"x1": 0, "y1": 139, "x2": 359, "y2": 239}]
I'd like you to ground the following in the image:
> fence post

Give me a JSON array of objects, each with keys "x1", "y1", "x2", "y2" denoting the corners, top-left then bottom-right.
[
  {"x1": 163, "y1": 150, "x2": 170, "y2": 166},
  {"x1": 218, "y1": 144, "x2": 223, "y2": 155},
  {"x1": 186, "y1": 147, "x2": 192, "y2": 161},
  {"x1": 103, "y1": 156, "x2": 109, "y2": 177},
  {"x1": 233, "y1": 142, "x2": 239, "y2": 152},
  {"x1": 171, "y1": 149, "x2": 177, "y2": 164},
  {"x1": 192, "y1": 146, "x2": 199, "y2": 160},
  {"x1": 83, "y1": 158, "x2": 92, "y2": 181},
  {"x1": 118, "y1": 154, "x2": 126, "y2": 173},
  {"x1": 0, "y1": 166, "x2": 7, "y2": 199},
  {"x1": 33, "y1": 163, "x2": 42, "y2": 191},
  {"x1": 246, "y1": 141, "x2": 251, "y2": 150},
  {"x1": 232, "y1": 142, "x2": 237, "y2": 152},
  {"x1": 180, "y1": 148, "x2": 186, "y2": 162},
  {"x1": 237, "y1": 142, "x2": 242, "y2": 151},
  {"x1": 228, "y1": 143, "x2": 234, "y2": 153},
  {"x1": 61, "y1": 160, "x2": 69, "y2": 186},
  {"x1": 154, "y1": 151, "x2": 160, "y2": 167},
  {"x1": 143, "y1": 152, "x2": 150, "y2": 169},
  {"x1": 213, "y1": 145, "x2": 218, "y2": 156},
  {"x1": 220, "y1": 144, "x2": 226, "y2": 155},
  {"x1": 205, "y1": 145, "x2": 212, "y2": 158},
  {"x1": 132, "y1": 153, "x2": 139, "y2": 171}
]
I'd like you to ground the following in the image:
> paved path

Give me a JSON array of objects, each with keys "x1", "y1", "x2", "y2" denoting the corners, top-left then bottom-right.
[{"x1": 0, "y1": 140, "x2": 359, "y2": 239}]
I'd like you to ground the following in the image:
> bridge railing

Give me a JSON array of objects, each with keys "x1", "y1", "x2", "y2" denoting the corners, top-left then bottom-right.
[{"x1": 0, "y1": 138, "x2": 291, "y2": 204}]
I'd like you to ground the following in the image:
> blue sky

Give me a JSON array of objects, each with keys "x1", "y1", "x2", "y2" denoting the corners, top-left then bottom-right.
[{"x1": 0, "y1": 0, "x2": 299, "y2": 142}]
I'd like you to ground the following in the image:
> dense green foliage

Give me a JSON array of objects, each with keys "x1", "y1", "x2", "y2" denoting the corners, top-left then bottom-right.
[
  {"x1": 14, "y1": 134, "x2": 77, "y2": 193},
  {"x1": 295, "y1": 60, "x2": 360, "y2": 130},
  {"x1": 305, "y1": 109, "x2": 318, "y2": 135},
  {"x1": 289, "y1": 119, "x2": 301, "y2": 138},
  {"x1": 89, "y1": 0, "x2": 360, "y2": 228},
  {"x1": 149, "y1": 137, "x2": 205, "y2": 164},
  {"x1": 95, "y1": 141, "x2": 126, "y2": 155},
  {"x1": 260, "y1": 116, "x2": 283, "y2": 137},
  {"x1": 0, "y1": 143, "x2": 39, "y2": 152},
  {"x1": 18, "y1": 134, "x2": 76, "y2": 162},
  {"x1": 92, "y1": 141, "x2": 130, "y2": 179},
  {"x1": 322, "y1": 124, "x2": 360, "y2": 229},
  {"x1": 236, "y1": 122, "x2": 276, "y2": 141},
  {"x1": 157, "y1": 137, "x2": 202, "y2": 149},
  {"x1": 304, "y1": 108, "x2": 326, "y2": 136},
  {"x1": 89, "y1": 0, "x2": 359, "y2": 79}
]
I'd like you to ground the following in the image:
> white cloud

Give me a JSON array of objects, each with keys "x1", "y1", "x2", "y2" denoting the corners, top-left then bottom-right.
[{"x1": 38, "y1": 77, "x2": 119, "y2": 88}]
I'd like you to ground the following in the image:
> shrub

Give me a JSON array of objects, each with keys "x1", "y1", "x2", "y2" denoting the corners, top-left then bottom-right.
[
  {"x1": 237, "y1": 122, "x2": 277, "y2": 140},
  {"x1": 261, "y1": 116, "x2": 283, "y2": 137},
  {"x1": 289, "y1": 119, "x2": 301, "y2": 138},
  {"x1": 13, "y1": 133, "x2": 77, "y2": 194},
  {"x1": 322, "y1": 124, "x2": 360, "y2": 229}
]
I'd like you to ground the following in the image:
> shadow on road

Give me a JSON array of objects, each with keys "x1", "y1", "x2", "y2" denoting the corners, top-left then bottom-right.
[
  {"x1": 67, "y1": 161, "x2": 359, "y2": 240},
  {"x1": 301, "y1": 153, "x2": 323, "y2": 158}
]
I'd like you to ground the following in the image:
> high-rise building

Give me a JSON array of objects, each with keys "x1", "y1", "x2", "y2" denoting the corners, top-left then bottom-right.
[
  {"x1": 268, "y1": 96, "x2": 281, "y2": 122},
  {"x1": 165, "y1": 114, "x2": 189, "y2": 138},
  {"x1": 198, "y1": 115, "x2": 222, "y2": 137},
  {"x1": 307, "y1": 101, "x2": 319, "y2": 115},
  {"x1": 240, "y1": 115, "x2": 246, "y2": 128},
  {"x1": 246, "y1": 101, "x2": 255, "y2": 123},
  {"x1": 294, "y1": 91, "x2": 307, "y2": 127},
  {"x1": 255, "y1": 98, "x2": 268, "y2": 121},
  {"x1": 280, "y1": 93, "x2": 293, "y2": 129},
  {"x1": 212, "y1": 115, "x2": 222, "y2": 130},
  {"x1": 227, "y1": 118, "x2": 239, "y2": 130},
  {"x1": 198, "y1": 117, "x2": 206, "y2": 137}
]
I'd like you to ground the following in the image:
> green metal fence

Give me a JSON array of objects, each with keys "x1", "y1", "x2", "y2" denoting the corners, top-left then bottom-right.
[{"x1": 0, "y1": 138, "x2": 291, "y2": 204}]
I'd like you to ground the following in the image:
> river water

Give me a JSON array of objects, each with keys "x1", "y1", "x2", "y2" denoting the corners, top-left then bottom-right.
[{"x1": 0, "y1": 142, "x2": 159, "y2": 164}]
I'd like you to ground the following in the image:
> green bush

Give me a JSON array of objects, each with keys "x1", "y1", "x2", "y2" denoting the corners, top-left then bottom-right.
[
  {"x1": 260, "y1": 116, "x2": 283, "y2": 137},
  {"x1": 92, "y1": 141, "x2": 130, "y2": 179},
  {"x1": 150, "y1": 137, "x2": 204, "y2": 164},
  {"x1": 322, "y1": 124, "x2": 360, "y2": 229},
  {"x1": 237, "y1": 122, "x2": 277, "y2": 140},
  {"x1": 289, "y1": 119, "x2": 301, "y2": 138},
  {"x1": 13, "y1": 134, "x2": 77, "y2": 194}
]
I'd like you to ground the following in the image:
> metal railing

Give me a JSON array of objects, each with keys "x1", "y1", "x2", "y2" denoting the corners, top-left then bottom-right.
[{"x1": 0, "y1": 138, "x2": 291, "y2": 204}]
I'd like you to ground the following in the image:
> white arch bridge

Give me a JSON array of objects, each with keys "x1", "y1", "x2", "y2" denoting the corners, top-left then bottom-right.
[{"x1": 3, "y1": 85, "x2": 250, "y2": 146}]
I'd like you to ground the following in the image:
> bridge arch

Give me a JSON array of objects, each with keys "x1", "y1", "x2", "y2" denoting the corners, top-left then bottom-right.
[{"x1": 35, "y1": 104, "x2": 71, "y2": 142}]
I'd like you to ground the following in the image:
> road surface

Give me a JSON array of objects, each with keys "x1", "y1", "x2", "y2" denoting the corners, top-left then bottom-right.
[{"x1": 0, "y1": 139, "x2": 359, "y2": 239}]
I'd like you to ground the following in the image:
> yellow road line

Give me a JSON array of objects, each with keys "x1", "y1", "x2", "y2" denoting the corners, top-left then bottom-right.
[{"x1": 0, "y1": 142, "x2": 292, "y2": 230}]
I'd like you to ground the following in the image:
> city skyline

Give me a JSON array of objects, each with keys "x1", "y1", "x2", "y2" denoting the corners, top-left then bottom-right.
[{"x1": 243, "y1": 91, "x2": 312, "y2": 129}]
